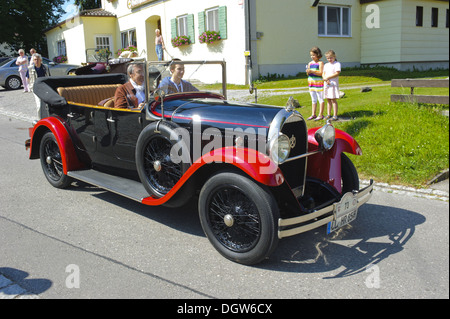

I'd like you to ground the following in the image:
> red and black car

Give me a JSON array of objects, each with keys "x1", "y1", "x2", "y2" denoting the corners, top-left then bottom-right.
[{"x1": 26, "y1": 61, "x2": 373, "y2": 265}]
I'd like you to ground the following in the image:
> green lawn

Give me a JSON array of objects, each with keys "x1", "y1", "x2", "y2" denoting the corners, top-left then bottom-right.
[{"x1": 250, "y1": 67, "x2": 449, "y2": 187}]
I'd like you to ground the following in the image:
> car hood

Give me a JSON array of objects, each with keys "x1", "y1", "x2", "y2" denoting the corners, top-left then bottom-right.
[{"x1": 156, "y1": 97, "x2": 284, "y2": 130}]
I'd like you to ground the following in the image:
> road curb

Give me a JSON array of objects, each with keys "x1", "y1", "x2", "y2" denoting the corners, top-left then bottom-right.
[{"x1": 361, "y1": 179, "x2": 449, "y2": 201}]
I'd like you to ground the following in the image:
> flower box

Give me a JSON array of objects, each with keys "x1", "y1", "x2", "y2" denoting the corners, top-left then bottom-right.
[
  {"x1": 199, "y1": 31, "x2": 221, "y2": 44},
  {"x1": 171, "y1": 35, "x2": 191, "y2": 47}
]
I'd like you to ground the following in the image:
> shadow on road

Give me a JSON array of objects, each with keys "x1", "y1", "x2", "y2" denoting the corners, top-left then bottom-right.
[
  {"x1": 0, "y1": 267, "x2": 52, "y2": 296},
  {"x1": 67, "y1": 181, "x2": 426, "y2": 275}
]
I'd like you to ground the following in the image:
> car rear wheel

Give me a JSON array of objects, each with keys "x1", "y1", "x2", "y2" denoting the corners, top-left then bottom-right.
[
  {"x1": 198, "y1": 171, "x2": 279, "y2": 265},
  {"x1": 5, "y1": 75, "x2": 21, "y2": 90},
  {"x1": 39, "y1": 132, "x2": 73, "y2": 188}
]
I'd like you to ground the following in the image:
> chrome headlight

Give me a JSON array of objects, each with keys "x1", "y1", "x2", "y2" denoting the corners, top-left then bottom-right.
[
  {"x1": 269, "y1": 133, "x2": 291, "y2": 164},
  {"x1": 314, "y1": 122, "x2": 335, "y2": 151}
]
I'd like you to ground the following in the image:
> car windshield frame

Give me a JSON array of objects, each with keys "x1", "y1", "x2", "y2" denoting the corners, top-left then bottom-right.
[{"x1": 147, "y1": 60, "x2": 227, "y2": 100}]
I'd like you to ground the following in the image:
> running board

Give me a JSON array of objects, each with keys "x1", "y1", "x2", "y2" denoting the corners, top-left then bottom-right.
[{"x1": 68, "y1": 169, "x2": 149, "y2": 203}]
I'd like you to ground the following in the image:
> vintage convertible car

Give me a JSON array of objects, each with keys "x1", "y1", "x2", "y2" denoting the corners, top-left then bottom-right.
[{"x1": 25, "y1": 61, "x2": 373, "y2": 265}]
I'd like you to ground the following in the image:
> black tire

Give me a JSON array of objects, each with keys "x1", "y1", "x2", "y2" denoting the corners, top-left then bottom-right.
[
  {"x1": 39, "y1": 132, "x2": 73, "y2": 188},
  {"x1": 5, "y1": 75, "x2": 21, "y2": 90},
  {"x1": 136, "y1": 121, "x2": 190, "y2": 198},
  {"x1": 199, "y1": 171, "x2": 279, "y2": 265},
  {"x1": 341, "y1": 153, "x2": 359, "y2": 193}
]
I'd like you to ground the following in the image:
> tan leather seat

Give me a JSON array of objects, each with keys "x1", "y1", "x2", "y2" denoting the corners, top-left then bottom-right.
[{"x1": 57, "y1": 84, "x2": 121, "y2": 107}]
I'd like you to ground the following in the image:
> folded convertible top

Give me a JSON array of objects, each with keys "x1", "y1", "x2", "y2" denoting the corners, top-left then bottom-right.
[{"x1": 33, "y1": 73, "x2": 127, "y2": 106}]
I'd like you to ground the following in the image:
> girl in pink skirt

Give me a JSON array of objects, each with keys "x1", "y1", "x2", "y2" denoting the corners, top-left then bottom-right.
[{"x1": 323, "y1": 50, "x2": 341, "y2": 121}]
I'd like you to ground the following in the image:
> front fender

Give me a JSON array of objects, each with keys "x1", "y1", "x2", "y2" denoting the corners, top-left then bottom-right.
[
  {"x1": 307, "y1": 127, "x2": 362, "y2": 193},
  {"x1": 142, "y1": 147, "x2": 284, "y2": 206},
  {"x1": 29, "y1": 117, "x2": 84, "y2": 174}
]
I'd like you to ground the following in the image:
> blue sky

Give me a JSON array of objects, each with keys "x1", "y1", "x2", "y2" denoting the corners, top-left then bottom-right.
[{"x1": 59, "y1": 0, "x2": 79, "y2": 22}]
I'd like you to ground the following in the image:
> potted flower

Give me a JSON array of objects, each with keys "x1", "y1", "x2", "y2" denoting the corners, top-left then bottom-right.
[
  {"x1": 199, "y1": 31, "x2": 221, "y2": 44},
  {"x1": 53, "y1": 55, "x2": 67, "y2": 63},
  {"x1": 171, "y1": 35, "x2": 191, "y2": 47},
  {"x1": 117, "y1": 45, "x2": 138, "y2": 57}
]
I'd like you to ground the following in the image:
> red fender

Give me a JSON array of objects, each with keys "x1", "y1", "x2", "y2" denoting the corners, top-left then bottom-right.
[
  {"x1": 29, "y1": 117, "x2": 84, "y2": 174},
  {"x1": 307, "y1": 127, "x2": 362, "y2": 193},
  {"x1": 142, "y1": 147, "x2": 284, "y2": 206}
]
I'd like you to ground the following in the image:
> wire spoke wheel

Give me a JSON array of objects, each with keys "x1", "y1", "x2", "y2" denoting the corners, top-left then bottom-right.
[
  {"x1": 199, "y1": 172, "x2": 279, "y2": 265},
  {"x1": 136, "y1": 121, "x2": 190, "y2": 199},
  {"x1": 43, "y1": 138, "x2": 64, "y2": 181},
  {"x1": 143, "y1": 136, "x2": 182, "y2": 197},
  {"x1": 39, "y1": 132, "x2": 72, "y2": 188},
  {"x1": 207, "y1": 186, "x2": 261, "y2": 252}
]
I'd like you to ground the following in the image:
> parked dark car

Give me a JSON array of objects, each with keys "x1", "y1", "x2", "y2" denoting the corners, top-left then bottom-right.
[
  {"x1": 25, "y1": 61, "x2": 373, "y2": 265},
  {"x1": 0, "y1": 57, "x2": 80, "y2": 90}
]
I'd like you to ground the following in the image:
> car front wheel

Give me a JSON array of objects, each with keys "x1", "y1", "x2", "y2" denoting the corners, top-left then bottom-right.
[
  {"x1": 341, "y1": 153, "x2": 359, "y2": 194},
  {"x1": 198, "y1": 171, "x2": 279, "y2": 265}
]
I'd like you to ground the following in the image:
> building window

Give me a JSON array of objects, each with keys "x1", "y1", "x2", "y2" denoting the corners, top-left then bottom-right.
[
  {"x1": 431, "y1": 7, "x2": 439, "y2": 27},
  {"x1": 171, "y1": 14, "x2": 195, "y2": 43},
  {"x1": 206, "y1": 7, "x2": 219, "y2": 32},
  {"x1": 177, "y1": 15, "x2": 188, "y2": 36},
  {"x1": 121, "y1": 29, "x2": 136, "y2": 48},
  {"x1": 198, "y1": 6, "x2": 227, "y2": 39},
  {"x1": 318, "y1": 5, "x2": 351, "y2": 37},
  {"x1": 95, "y1": 36, "x2": 112, "y2": 51},
  {"x1": 416, "y1": 6, "x2": 423, "y2": 26},
  {"x1": 57, "y1": 40, "x2": 66, "y2": 56}
]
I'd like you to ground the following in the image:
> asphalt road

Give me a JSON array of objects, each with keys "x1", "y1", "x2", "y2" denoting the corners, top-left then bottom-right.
[{"x1": 0, "y1": 88, "x2": 448, "y2": 301}]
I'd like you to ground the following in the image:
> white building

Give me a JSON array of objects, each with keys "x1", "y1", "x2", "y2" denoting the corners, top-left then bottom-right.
[{"x1": 45, "y1": 0, "x2": 449, "y2": 85}]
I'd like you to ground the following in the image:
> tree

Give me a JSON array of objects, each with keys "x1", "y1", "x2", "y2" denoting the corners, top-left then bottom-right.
[
  {"x1": 74, "y1": 0, "x2": 102, "y2": 11},
  {"x1": 0, "y1": 0, "x2": 65, "y2": 56}
]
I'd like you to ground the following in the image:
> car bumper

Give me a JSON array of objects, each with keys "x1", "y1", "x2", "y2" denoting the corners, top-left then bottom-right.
[{"x1": 278, "y1": 179, "x2": 374, "y2": 238}]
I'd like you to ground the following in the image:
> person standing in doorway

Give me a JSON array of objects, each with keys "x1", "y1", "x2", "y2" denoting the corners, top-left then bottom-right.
[
  {"x1": 155, "y1": 29, "x2": 165, "y2": 61},
  {"x1": 15, "y1": 49, "x2": 29, "y2": 92}
]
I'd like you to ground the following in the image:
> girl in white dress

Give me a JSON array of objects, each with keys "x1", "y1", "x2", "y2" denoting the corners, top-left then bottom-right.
[{"x1": 323, "y1": 50, "x2": 341, "y2": 121}]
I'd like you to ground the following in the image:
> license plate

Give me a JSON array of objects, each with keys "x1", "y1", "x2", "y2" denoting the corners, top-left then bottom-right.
[{"x1": 327, "y1": 192, "x2": 358, "y2": 234}]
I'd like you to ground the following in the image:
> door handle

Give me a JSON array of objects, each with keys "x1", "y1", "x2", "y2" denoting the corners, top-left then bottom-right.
[{"x1": 107, "y1": 117, "x2": 115, "y2": 123}]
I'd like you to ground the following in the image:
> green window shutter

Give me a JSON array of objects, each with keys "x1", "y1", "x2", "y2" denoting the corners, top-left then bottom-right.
[
  {"x1": 218, "y1": 6, "x2": 227, "y2": 39},
  {"x1": 198, "y1": 11, "x2": 205, "y2": 35},
  {"x1": 171, "y1": 18, "x2": 177, "y2": 38},
  {"x1": 187, "y1": 14, "x2": 195, "y2": 43}
]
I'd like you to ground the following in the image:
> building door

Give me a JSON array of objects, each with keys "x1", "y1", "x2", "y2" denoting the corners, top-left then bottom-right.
[{"x1": 146, "y1": 15, "x2": 162, "y2": 61}]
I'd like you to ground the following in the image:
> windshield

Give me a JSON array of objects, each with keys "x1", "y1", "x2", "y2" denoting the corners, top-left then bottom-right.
[{"x1": 147, "y1": 60, "x2": 227, "y2": 99}]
